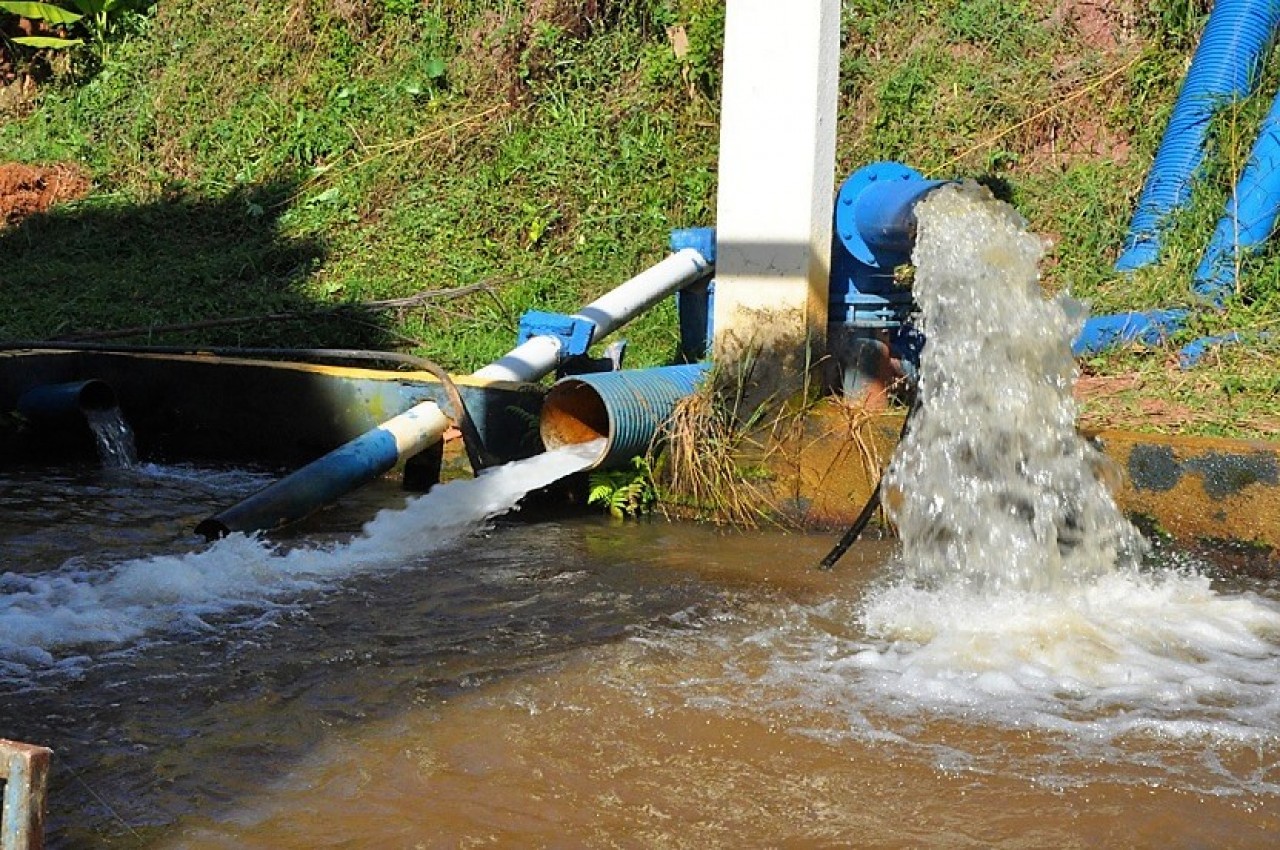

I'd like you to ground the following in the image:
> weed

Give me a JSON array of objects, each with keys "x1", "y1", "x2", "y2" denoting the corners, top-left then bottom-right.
[
  {"x1": 654, "y1": 386, "x2": 776, "y2": 528},
  {"x1": 588, "y1": 455, "x2": 657, "y2": 518}
]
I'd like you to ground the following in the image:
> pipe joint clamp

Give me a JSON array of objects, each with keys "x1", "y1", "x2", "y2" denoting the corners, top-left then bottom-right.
[{"x1": 517, "y1": 310, "x2": 595, "y2": 360}]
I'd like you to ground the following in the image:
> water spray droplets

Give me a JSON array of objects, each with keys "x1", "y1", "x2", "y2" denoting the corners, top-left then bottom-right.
[{"x1": 884, "y1": 183, "x2": 1145, "y2": 594}]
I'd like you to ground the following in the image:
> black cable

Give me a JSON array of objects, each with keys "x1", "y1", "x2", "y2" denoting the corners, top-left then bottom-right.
[
  {"x1": 0, "y1": 340, "x2": 441, "y2": 370},
  {"x1": 816, "y1": 393, "x2": 920, "y2": 571}
]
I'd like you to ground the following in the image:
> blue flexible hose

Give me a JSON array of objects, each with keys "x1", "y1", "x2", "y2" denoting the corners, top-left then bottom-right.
[
  {"x1": 1194, "y1": 86, "x2": 1280, "y2": 304},
  {"x1": 1115, "y1": 0, "x2": 1280, "y2": 272}
]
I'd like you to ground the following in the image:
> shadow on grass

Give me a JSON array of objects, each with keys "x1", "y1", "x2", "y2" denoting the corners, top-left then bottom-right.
[{"x1": 0, "y1": 176, "x2": 393, "y2": 350}]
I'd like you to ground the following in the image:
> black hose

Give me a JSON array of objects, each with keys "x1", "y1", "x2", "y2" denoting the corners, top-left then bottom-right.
[
  {"x1": 0, "y1": 340, "x2": 444, "y2": 370},
  {"x1": 816, "y1": 394, "x2": 920, "y2": 571}
]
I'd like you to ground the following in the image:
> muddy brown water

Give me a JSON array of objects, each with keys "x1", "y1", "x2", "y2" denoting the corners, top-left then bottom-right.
[{"x1": 1, "y1": 463, "x2": 1276, "y2": 849}]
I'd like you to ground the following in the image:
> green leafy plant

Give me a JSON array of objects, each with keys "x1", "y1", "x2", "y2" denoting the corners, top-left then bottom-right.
[
  {"x1": 1, "y1": 0, "x2": 148, "y2": 69},
  {"x1": 65, "y1": 0, "x2": 148, "y2": 61},
  {"x1": 0, "y1": 2, "x2": 84, "y2": 49},
  {"x1": 588, "y1": 456, "x2": 657, "y2": 518}
]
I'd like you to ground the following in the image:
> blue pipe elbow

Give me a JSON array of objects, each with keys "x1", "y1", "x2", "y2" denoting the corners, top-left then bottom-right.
[
  {"x1": 1116, "y1": 0, "x2": 1280, "y2": 272},
  {"x1": 834, "y1": 161, "x2": 950, "y2": 269},
  {"x1": 1072, "y1": 309, "x2": 1190, "y2": 356}
]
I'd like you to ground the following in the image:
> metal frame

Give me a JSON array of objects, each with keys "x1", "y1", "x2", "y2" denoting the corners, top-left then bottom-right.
[{"x1": 1, "y1": 739, "x2": 50, "y2": 850}]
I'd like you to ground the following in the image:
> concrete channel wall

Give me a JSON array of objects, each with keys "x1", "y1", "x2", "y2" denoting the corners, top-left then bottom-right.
[
  {"x1": 742, "y1": 405, "x2": 1280, "y2": 556},
  {"x1": 2, "y1": 351, "x2": 1275, "y2": 556}
]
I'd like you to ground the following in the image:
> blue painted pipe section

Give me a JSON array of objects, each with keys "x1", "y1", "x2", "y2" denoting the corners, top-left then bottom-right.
[
  {"x1": 1071, "y1": 309, "x2": 1189, "y2": 356},
  {"x1": 1115, "y1": 0, "x2": 1280, "y2": 272},
  {"x1": 195, "y1": 400, "x2": 447, "y2": 539},
  {"x1": 1178, "y1": 331, "x2": 1245, "y2": 367},
  {"x1": 540, "y1": 363, "x2": 710, "y2": 469},
  {"x1": 1194, "y1": 87, "x2": 1280, "y2": 305},
  {"x1": 17, "y1": 379, "x2": 117, "y2": 418},
  {"x1": 671, "y1": 228, "x2": 716, "y2": 362}
]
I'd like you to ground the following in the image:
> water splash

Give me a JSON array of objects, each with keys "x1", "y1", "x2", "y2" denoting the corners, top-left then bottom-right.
[
  {"x1": 84, "y1": 406, "x2": 138, "y2": 470},
  {"x1": 883, "y1": 183, "x2": 1145, "y2": 593},
  {"x1": 851, "y1": 183, "x2": 1280, "y2": 741},
  {"x1": 0, "y1": 441, "x2": 604, "y2": 670}
]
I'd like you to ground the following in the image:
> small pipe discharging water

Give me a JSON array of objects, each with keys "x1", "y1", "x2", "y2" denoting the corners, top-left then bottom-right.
[{"x1": 17, "y1": 379, "x2": 138, "y2": 470}]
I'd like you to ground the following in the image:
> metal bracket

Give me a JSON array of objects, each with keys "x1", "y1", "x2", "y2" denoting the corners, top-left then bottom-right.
[
  {"x1": 669, "y1": 227, "x2": 717, "y2": 264},
  {"x1": 516, "y1": 311, "x2": 594, "y2": 359}
]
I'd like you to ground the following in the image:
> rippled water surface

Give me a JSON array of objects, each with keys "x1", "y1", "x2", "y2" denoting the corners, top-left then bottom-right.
[{"x1": 1, "y1": 461, "x2": 1277, "y2": 848}]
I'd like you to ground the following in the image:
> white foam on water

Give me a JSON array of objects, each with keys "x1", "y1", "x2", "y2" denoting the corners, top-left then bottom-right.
[
  {"x1": 857, "y1": 570, "x2": 1280, "y2": 738},
  {"x1": 791, "y1": 184, "x2": 1280, "y2": 764},
  {"x1": 0, "y1": 441, "x2": 604, "y2": 669},
  {"x1": 674, "y1": 576, "x2": 1280, "y2": 795}
]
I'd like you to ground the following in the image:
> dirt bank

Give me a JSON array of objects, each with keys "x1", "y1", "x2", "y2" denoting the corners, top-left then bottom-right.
[{"x1": 0, "y1": 162, "x2": 91, "y2": 226}]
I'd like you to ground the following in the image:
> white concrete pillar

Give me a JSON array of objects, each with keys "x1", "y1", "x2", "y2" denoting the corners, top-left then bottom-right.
[{"x1": 712, "y1": 0, "x2": 840, "y2": 406}]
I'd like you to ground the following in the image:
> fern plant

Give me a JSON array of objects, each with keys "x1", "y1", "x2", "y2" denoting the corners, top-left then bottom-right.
[{"x1": 587, "y1": 456, "x2": 657, "y2": 519}]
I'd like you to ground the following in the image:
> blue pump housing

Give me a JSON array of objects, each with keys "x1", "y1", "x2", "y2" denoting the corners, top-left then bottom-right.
[
  {"x1": 828, "y1": 162, "x2": 948, "y2": 395},
  {"x1": 830, "y1": 161, "x2": 948, "y2": 331}
]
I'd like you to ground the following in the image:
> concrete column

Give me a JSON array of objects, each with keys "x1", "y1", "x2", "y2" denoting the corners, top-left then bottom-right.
[{"x1": 712, "y1": 0, "x2": 840, "y2": 408}]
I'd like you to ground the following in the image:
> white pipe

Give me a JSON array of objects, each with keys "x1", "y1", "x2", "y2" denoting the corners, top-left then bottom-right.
[
  {"x1": 198, "y1": 249, "x2": 711, "y2": 536},
  {"x1": 471, "y1": 248, "x2": 711, "y2": 383}
]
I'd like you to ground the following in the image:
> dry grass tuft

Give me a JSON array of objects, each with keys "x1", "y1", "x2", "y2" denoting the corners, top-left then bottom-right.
[{"x1": 653, "y1": 388, "x2": 779, "y2": 529}]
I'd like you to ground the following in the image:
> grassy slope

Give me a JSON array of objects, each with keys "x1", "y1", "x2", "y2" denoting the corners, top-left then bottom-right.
[{"x1": 1, "y1": 0, "x2": 1277, "y2": 436}]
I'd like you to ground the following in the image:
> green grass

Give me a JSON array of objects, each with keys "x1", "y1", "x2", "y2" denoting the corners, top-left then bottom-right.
[
  {"x1": 1, "y1": 0, "x2": 1278, "y2": 435},
  {"x1": 1, "y1": 0, "x2": 722, "y2": 370}
]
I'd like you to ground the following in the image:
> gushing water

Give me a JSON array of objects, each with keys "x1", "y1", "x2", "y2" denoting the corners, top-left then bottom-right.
[
  {"x1": 840, "y1": 183, "x2": 1280, "y2": 744},
  {"x1": 84, "y1": 406, "x2": 138, "y2": 470},
  {"x1": 0, "y1": 440, "x2": 604, "y2": 671},
  {"x1": 884, "y1": 183, "x2": 1146, "y2": 592}
]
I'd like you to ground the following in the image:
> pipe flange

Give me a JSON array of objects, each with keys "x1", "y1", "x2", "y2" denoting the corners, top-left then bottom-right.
[{"x1": 834, "y1": 161, "x2": 927, "y2": 267}]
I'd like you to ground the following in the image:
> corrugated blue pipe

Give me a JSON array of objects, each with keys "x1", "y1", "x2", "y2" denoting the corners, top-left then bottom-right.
[
  {"x1": 1115, "y1": 0, "x2": 1280, "y2": 272},
  {"x1": 1194, "y1": 86, "x2": 1280, "y2": 304},
  {"x1": 539, "y1": 364, "x2": 710, "y2": 469},
  {"x1": 1071, "y1": 309, "x2": 1189, "y2": 356}
]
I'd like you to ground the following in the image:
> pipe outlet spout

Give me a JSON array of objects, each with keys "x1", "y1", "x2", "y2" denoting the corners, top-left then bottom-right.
[
  {"x1": 540, "y1": 364, "x2": 710, "y2": 470},
  {"x1": 17, "y1": 379, "x2": 118, "y2": 419},
  {"x1": 834, "y1": 161, "x2": 951, "y2": 270}
]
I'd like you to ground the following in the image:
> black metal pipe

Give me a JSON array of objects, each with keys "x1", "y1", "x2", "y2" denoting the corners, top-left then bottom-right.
[{"x1": 16, "y1": 379, "x2": 118, "y2": 419}]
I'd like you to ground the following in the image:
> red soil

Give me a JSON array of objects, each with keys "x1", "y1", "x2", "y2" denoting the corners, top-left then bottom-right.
[{"x1": 0, "y1": 162, "x2": 92, "y2": 227}]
